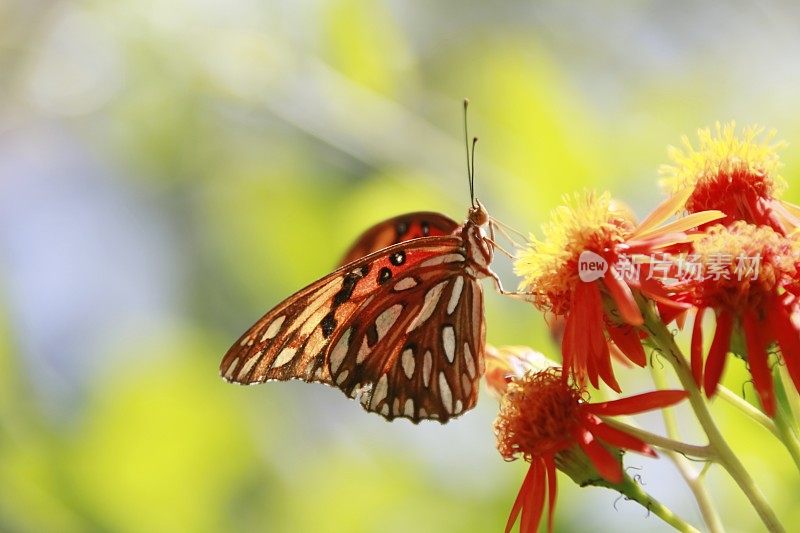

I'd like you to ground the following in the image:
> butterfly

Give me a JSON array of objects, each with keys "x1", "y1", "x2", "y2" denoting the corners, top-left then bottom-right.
[{"x1": 219, "y1": 102, "x2": 503, "y2": 423}]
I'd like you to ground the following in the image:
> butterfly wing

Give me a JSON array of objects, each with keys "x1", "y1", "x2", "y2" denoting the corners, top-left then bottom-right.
[
  {"x1": 220, "y1": 235, "x2": 465, "y2": 387},
  {"x1": 327, "y1": 262, "x2": 485, "y2": 423},
  {"x1": 339, "y1": 212, "x2": 459, "y2": 266}
]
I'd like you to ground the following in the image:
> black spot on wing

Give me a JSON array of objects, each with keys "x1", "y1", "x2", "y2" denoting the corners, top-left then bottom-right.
[
  {"x1": 390, "y1": 251, "x2": 406, "y2": 266},
  {"x1": 334, "y1": 266, "x2": 369, "y2": 307},
  {"x1": 366, "y1": 324, "x2": 379, "y2": 347},
  {"x1": 321, "y1": 312, "x2": 337, "y2": 338},
  {"x1": 396, "y1": 221, "x2": 409, "y2": 237}
]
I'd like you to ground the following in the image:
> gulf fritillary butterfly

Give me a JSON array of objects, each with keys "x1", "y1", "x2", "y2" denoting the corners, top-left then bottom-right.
[{"x1": 219, "y1": 102, "x2": 502, "y2": 423}]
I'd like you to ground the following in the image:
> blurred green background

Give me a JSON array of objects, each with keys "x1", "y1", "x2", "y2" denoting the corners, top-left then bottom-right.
[{"x1": 2, "y1": 1, "x2": 800, "y2": 532}]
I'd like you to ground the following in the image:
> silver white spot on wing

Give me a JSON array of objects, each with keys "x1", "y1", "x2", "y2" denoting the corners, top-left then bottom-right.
[
  {"x1": 329, "y1": 327, "x2": 352, "y2": 374},
  {"x1": 272, "y1": 347, "x2": 297, "y2": 368},
  {"x1": 393, "y1": 277, "x2": 418, "y2": 291},
  {"x1": 224, "y1": 358, "x2": 239, "y2": 379},
  {"x1": 356, "y1": 338, "x2": 370, "y2": 364},
  {"x1": 447, "y1": 276, "x2": 464, "y2": 315},
  {"x1": 454, "y1": 400, "x2": 463, "y2": 414},
  {"x1": 404, "y1": 399, "x2": 414, "y2": 417},
  {"x1": 419, "y1": 407, "x2": 427, "y2": 418},
  {"x1": 464, "y1": 342, "x2": 476, "y2": 378},
  {"x1": 419, "y1": 254, "x2": 464, "y2": 268},
  {"x1": 376, "y1": 304, "x2": 403, "y2": 339},
  {"x1": 372, "y1": 374, "x2": 388, "y2": 408},
  {"x1": 380, "y1": 403, "x2": 389, "y2": 416},
  {"x1": 407, "y1": 281, "x2": 448, "y2": 332},
  {"x1": 336, "y1": 369, "x2": 349, "y2": 385},
  {"x1": 442, "y1": 326, "x2": 456, "y2": 363},
  {"x1": 423, "y1": 350, "x2": 432, "y2": 387},
  {"x1": 392, "y1": 398, "x2": 400, "y2": 416},
  {"x1": 236, "y1": 352, "x2": 261, "y2": 381},
  {"x1": 401, "y1": 348, "x2": 415, "y2": 379},
  {"x1": 439, "y1": 372, "x2": 453, "y2": 413},
  {"x1": 260, "y1": 315, "x2": 286, "y2": 342}
]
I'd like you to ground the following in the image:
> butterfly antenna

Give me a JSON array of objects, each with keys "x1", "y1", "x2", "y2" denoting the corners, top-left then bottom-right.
[
  {"x1": 471, "y1": 136, "x2": 478, "y2": 204},
  {"x1": 463, "y1": 98, "x2": 476, "y2": 207}
]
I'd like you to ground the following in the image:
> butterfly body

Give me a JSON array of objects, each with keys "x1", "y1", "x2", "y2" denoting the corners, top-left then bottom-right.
[{"x1": 220, "y1": 204, "x2": 496, "y2": 423}]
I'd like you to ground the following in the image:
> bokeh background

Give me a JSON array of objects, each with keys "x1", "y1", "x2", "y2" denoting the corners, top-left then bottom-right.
[{"x1": 2, "y1": 1, "x2": 800, "y2": 531}]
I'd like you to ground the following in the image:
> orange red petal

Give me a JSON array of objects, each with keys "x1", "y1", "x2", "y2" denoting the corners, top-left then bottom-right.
[
  {"x1": 522, "y1": 459, "x2": 547, "y2": 533},
  {"x1": 631, "y1": 188, "x2": 693, "y2": 239},
  {"x1": 575, "y1": 426, "x2": 622, "y2": 483},
  {"x1": 584, "y1": 414, "x2": 656, "y2": 457},
  {"x1": 767, "y1": 301, "x2": 800, "y2": 392},
  {"x1": 506, "y1": 463, "x2": 537, "y2": 533},
  {"x1": 583, "y1": 390, "x2": 689, "y2": 416},
  {"x1": 545, "y1": 459, "x2": 557, "y2": 533},
  {"x1": 602, "y1": 268, "x2": 643, "y2": 326},
  {"x1": 691, "y1": 307, "x2": 705, "y2": 386},
  {"x1": 606, "y1": 322, "x2": 647, "y2": 367},
  {"x1": 743, "y1": 311, "x2": 775, "y2": 416},
  {"x1": 704, "y1": 310, "x2": 734, "y2": 396}
]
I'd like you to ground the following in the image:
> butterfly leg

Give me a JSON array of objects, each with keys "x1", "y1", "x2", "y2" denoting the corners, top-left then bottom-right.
[
  {"x1": 489, "y1": 218, "x2": 526, "y2": 250},
  {"x1": 488, "y1": 271, "x2": 534, "y2": 302},
  {"x1": 485, "y1": 237, "x2": 515, "y2": 260}
]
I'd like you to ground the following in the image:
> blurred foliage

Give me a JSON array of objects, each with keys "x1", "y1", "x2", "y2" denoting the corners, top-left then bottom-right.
[{"x1": 2, "y1": 0, "x2": 800, "y2": 531}]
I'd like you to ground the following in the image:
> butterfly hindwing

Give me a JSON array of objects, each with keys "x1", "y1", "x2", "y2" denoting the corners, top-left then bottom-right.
[
  {"x1": 339, "y1": 212, "x2": 459, "y2": 266},
  {"x1": 328, "y1": 260, "x2": 485, "y2": 423},
  {"x1": 220, "y1": 235, "x2": 465, "y2": 390}
]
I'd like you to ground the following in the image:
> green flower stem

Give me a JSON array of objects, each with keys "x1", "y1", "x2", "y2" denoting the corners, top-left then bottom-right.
[
  {"x1": 777, "y1": 364, "x2": 800, "y2": 423},
  {"x1": 640, "y1": 299, "x2": 786, "y2": 533},
  {"x1": 591, "y1": 473, "x2": 700, "y2": 533},
  {"x1": 558, "y1": 447, "x2": 699, "y2": 532},
  {"x1": 772, "y1": 366, "x2": 800, "y2": 473},
  {"x1": 651, "y1": 360, "x2": 724, "y2": 533},
  {"x1": 602, "y1": 418, "x2": 712, "y2": 459},
  {"x1": 716, "y1": 385, "x2": 780, "y2": 438}
]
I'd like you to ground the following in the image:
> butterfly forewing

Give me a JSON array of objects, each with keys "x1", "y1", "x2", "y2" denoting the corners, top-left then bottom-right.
[
  {"x1": 329, "y1": 261, "x2": 485, "y2": 423},
  {"x1": 220, "y1": 236, "x2": 466, "y2": 388},
  {"x1": 221, "y1": 206, "x2": 493, "y2": 424},
  {"x1": 339, "y1": 212, "x2": 459, "y2": 266}
]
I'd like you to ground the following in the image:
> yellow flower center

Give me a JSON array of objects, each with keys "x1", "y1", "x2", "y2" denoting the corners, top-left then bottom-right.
[
  {"x1": 494, "y1": 368, "x2": 582, "y2": 461},
  {"x1": 514, "y1": 191, "x2": 636, "y2": 315},
  {"x1": 660, "y1": 122, "x2": 787, "y2": 215}
]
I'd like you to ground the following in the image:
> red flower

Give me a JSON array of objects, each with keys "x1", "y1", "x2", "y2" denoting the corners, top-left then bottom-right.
[
  {"x1": 681, "y1": 222, "x2": 800, "y2": 416},
  {"x1": 661, "y1": 122, "x2": 799, "y2": 235},
  {"x1": 515, "y1": 191, "x2": 720, "y2": 391},
  {"x1": 494, "y1": 368, "x2": 688, "y2": 533}
]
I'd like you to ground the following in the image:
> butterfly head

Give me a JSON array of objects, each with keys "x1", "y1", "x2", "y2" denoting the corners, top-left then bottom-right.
[{"x1": 468, "y1": 198, "x2": 490, "y2": 227}]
